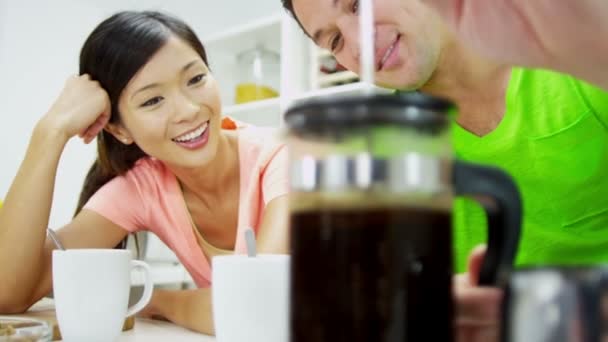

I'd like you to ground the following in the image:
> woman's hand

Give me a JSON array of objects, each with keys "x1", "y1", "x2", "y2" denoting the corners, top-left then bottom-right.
[
  {"x1": 41, "y1": 74, "x2": 111, "y2": 144},
  {"x1": 134, "y1": 288, "x2": 215, "y2": 334},
  {"x1": 454, "y1": 245, "x2": 503, "y2": 342},
  {"x1": 137, "y1": 291, "x2": 170, "y2": 321},
  {"x1": 423, "y1": 0, "x2": 608, "y2": 90}
]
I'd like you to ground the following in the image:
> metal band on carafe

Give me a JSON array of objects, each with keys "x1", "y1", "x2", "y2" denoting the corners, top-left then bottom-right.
[{"x1": 290, "y1": 152, "x2": 448, "y2": 194}]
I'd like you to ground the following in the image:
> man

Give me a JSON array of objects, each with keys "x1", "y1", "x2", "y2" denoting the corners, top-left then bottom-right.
[{"x1": 281, "y1": 0, "x2": 608, "y2": 340}]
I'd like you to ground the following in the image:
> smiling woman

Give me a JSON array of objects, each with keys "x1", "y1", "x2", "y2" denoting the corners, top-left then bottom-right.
[{"x1": 0, "y1": 11, "x2": 288, "y2": 335}]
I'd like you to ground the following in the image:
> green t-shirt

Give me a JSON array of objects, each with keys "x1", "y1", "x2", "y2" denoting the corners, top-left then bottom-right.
[{"x1": 452, "y1": 68, "x2": 608, "y2": 272}]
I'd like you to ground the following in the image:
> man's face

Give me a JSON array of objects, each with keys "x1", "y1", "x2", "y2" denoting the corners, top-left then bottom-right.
[{"x1": 293, "y1": 0, "x2": 444, "y2": 90}]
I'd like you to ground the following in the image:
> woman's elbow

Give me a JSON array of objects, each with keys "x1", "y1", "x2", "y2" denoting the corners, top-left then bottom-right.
[{"x1": 0, "y1": 295, "x2": 31, "y2": 314}]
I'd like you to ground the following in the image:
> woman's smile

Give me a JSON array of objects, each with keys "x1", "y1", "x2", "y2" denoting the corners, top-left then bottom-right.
[{"x1": 171, "y1": 120, "x2": 210, "y2": 150}]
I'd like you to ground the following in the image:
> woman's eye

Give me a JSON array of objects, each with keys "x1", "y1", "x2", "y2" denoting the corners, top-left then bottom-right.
[
  {"x1": 188, "y1": 74, "x2": 206, "y2": 86},
  {"x1": 330, "y1": 34, "x2": 343, "y2": 52},
  {"x1": 141, "y1": 96, "x2": 163, "y2": 107}
]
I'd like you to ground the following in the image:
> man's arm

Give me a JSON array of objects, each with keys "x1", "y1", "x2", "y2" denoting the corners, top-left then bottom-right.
[{"x1": 423, "y1": 0, "x2": 608, "y2": 90}]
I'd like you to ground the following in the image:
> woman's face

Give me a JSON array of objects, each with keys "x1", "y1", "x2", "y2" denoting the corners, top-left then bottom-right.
[
  {"x1": 292, "y1": 0, "x2": 444, "y2": 90},
  {"x1": 114, "y1": 36, "x2": 223, "y2": 169}
]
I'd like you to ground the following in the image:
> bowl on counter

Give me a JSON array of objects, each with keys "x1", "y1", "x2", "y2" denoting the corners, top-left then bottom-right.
[{"x1": 0, "y1": 316, "x2": 52, "y2": 342}]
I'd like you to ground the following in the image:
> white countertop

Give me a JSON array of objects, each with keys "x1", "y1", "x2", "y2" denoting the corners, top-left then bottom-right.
[
  {"x1": 79, "y1": 318, "x2": 216, "y2": 342},
  {"x1": 19, "y1": 298, "x2": 215, "y2": 341}
]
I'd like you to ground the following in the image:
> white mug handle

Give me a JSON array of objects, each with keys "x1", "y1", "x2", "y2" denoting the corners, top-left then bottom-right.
[{"x1": 125, "y1": 260, "x2": 153, "y2": 317}]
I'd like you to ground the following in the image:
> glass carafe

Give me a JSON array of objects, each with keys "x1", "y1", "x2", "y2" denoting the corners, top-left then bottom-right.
[{"x1": 285, "y1": 92, "x2": 522, "y2": 342}]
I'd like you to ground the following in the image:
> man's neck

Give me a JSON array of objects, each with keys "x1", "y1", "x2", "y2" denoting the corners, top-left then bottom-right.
[
  {"x1": 421, "y1": 33, "x2": 510, "y2": 102},
  {"x1": 420, "y1": 34, "x2": 513, "y2": 136}
]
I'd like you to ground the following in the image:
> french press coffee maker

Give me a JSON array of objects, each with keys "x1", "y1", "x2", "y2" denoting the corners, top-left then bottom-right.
[{"x1": 286, "y1": 92, "x2": 522, "y2": 341}]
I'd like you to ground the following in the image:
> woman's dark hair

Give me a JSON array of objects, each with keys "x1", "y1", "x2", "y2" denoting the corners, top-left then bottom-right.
[{"x1": 74, "y1": 11, "x2": 208, "y2": 249}]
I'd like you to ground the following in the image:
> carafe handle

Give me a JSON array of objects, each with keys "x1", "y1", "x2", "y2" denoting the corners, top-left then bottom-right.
[{"x1": 453, "y1": 160, "x2": 522, "y2": 286}]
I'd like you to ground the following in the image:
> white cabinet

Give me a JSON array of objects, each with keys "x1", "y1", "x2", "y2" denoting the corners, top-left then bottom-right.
[
  {"x1": 203, "y1": 12, "x2": 391, "y2": 128},
  {"x1": 203, "y1": 14, "x2": 283, "y2": 127}
]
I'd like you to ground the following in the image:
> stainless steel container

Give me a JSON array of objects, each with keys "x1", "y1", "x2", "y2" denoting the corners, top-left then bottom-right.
[{"x1": 503, "y1": 266, "x2": 608, "y2": 342}]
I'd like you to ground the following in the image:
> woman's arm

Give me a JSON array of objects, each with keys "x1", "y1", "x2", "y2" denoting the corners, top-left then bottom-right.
[
  {"x1": 140, "y1": 288, "x2": 215, "y2": 335},
  {"x1": 0, "y1": 122, "x2": 69, "y2": 311},
  {"x1": 26, "y1": 212, "x2": 130, "y2": 310},
  {"x1": 0, "y1": 75, "x2": 116, "y2": 311},
  {"x1": 257, "y1": 144, "x2": 290, "y2": 254},
  {"x1": 256, "y1": 195, "x2": 289, "y2": 254}
]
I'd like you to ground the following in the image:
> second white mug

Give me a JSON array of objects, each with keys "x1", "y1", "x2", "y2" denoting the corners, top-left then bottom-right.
[{"x1": 212, "y1": 254, "x2": 289, "y2": 342}]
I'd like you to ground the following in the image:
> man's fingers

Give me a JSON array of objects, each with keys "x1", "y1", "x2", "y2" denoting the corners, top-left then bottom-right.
[
  {"x1": 467, "y1": 244, "x2": 487, "y2": 285},
  {"x1": 456, "y1": 324, "x2": 499, "y2": 342},
  {"x1": 454, "y1": 285, "x2": 502, "y2": 325}
]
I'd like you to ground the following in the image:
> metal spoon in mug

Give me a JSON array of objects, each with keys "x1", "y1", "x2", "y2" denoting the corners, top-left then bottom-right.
[
  {"x1": 47, "y1": 228, "x2": 65, "y2": 250},
  {"x1": 244, "y1": 227, "x2": 257, "y2": 258}
]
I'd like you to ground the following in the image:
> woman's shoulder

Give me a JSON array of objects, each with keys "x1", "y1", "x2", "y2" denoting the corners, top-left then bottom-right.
[
  {"x1": 224, "y1": 116, "x2": 286, "y2": 169},
  {"x1": 227, "y1": 117, "x2": 282, "y2": 146}
]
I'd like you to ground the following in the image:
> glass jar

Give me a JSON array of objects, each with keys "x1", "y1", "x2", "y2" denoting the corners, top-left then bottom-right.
[{"x1": 235, "y1": 45, "x2": 280, "y2": 104}]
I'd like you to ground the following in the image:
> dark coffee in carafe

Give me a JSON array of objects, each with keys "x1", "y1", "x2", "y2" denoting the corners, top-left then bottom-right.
[{"x1": 291, "y1": 205, "x2": 452, "y2": 341}]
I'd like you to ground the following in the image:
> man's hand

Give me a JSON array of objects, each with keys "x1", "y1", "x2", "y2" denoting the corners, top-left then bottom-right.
[{"x1": 454, "y1": 245, "x2": 503, "y2": 342}]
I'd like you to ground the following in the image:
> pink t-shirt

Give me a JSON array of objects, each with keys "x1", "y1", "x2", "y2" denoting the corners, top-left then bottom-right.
[{"x1": 84, "y1": 120, "x2": 288, "y2": 287}]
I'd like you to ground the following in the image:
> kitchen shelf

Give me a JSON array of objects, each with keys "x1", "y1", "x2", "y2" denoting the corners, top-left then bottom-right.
[
  {"x1": 293, "y1": 81, "x2": 393, "y2": 104},
  {"x1": 317, "y1": 70, "x2": 359, "y2": 87},
  {"x1": 204, "y1": 13, "x2": 283, "y2": 114},
  {"x1": 223, "y1": 97, "x2": 282, "y2": 126},
  {"x1": 204, "y1": 13, "x2": 282, "y2": 56},
  {"x1": 220, "y1": 82, "x2": 394, "y2": 126},
  {"x1": 317, "y1": 48, "x2": 332, "y2": 59},
  {"x1": 131, "y1": 263, "x2": 189, "y2": 287}
]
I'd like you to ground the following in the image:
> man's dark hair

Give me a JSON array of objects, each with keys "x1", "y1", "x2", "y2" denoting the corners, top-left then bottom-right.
[{"x1": 281, "y1": 0, "x2": 311, "y2": 37}]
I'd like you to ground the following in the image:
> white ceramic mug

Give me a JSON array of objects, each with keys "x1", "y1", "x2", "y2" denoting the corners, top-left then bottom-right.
[
  {"x1": 52, "y1": 249, "x2": 153, "y2": 342},
  {"x1": 212, "y1": 254, "x2": 289, "y2": 342}
]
